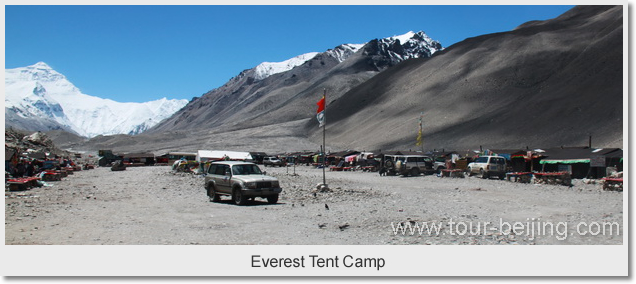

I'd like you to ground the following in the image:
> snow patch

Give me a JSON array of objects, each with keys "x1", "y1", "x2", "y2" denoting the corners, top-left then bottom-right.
[{"x1": 253, "y1": 52, "x2": 320, "y2": 80}]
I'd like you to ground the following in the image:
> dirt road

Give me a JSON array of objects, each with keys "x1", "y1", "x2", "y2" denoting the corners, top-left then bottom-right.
[{"x1": 5, "y1": 165, "x2": 623, "y2": 245}]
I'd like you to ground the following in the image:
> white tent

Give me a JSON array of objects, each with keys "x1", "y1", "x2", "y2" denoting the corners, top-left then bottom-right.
[{"x1": 196, "y1": 150, "x2": 253, "y2": 162}]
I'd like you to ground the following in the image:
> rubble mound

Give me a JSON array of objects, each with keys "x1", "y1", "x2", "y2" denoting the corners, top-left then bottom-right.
[{"x1": 5, "y1": 128, "x2": 68, "y2": 157}]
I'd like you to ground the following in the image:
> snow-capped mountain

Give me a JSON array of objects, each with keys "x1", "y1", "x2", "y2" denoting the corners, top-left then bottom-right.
[
  {"x1": 5, "y1": 62, "x2": 188, "y2": 138},
  {"x1": 253, "y1": 52, "x2": 320, "y2": 80},
  {"x1": 243, "y1": 31, "x2": 438, "y2": 82},
  {"x1": 389, "y1": 31, "x2": 443, "y2": 58},
  {"x1": 324, "y1": 43, "x2": 366, "y2": 63},
  {"x1": 148, "y1": 30, "x2": 443, "y2": 134},
  {"x1": 360, "y1": 31, "x2": 444, "y2": 69}
]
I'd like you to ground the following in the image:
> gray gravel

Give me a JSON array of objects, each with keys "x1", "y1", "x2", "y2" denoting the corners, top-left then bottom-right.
[{"x1": 5, "y1": 165, "x2": 623, "y2": 245}]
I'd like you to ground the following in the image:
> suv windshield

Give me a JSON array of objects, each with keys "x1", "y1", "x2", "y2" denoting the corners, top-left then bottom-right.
[{"x1": 232, "y1": 164, "x2": 263, "y2": 175}]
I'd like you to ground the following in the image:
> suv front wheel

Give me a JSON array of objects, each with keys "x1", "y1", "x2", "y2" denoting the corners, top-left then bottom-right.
[
  {"x1": 480, "y1": 169, "x2": 488, "y2": 179},
  {"x1": 267, "y1": 195, "x2": 279, "y2": 204},
  {"x1": 233, "y1": 188, "x2": 248, "y2": 205}
]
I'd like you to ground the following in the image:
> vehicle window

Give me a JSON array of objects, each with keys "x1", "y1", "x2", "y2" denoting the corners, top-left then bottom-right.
[
  {"x1": 214, "y1": 165, "x2": 228, "y2": 175},
  {"x1": 407, "y1": 157, "x2": 417, "y2": 162},
  {"x1": 475, "y1": 157, "x2": 487, "y2": 163},
  {"x1": 494, "y1": 158, "x2": 505, "y2": 164},
  {"x1": 232, "y1": 164, "x2": 263, "y2": 175},
  {"x1": 208, "y1": 164, "x2": 217, "y2": 174}
]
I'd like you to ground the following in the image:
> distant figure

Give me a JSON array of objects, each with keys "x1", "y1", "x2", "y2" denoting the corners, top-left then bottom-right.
[
  {"x1": 325, "y1": 204, "x2": 330, "y2": 210},
  {"x1": 15, "y1": 162, "x2": 26, "y2": 177},
  {"x1": 25, "y1": 162, "x2": 35, "y2": 177},
  {"x1": 379, "y1": 166, "x2": 386, "y2": 176}
]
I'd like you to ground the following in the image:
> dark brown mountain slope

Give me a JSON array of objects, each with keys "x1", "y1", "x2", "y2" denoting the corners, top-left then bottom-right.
[
  {"x1": 311, "y1": 5, "x2": 623, "y2": 151},
  {"x1": 149, "y1": 34, "x2": 441, "y2": 134}
]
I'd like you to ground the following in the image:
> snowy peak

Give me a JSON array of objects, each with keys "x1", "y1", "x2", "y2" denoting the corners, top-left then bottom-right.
[
  {"x1": 390, "y1": 31, "x2": 418, "y2": 44},
  {"x1": 362, "y1": 30, "x2": 443, "y2": 69},
  {"x1": 5, "y1": 62, "x2": 188, "y2": 137},
  {"x1": 253, "y1": 52, "x2": 320, "y2": 80},
  {"x1": 325, "y1": 43, "x2": 365, "y2": 62},
  {"x1": 15, "y1": 61, "x2": 66, "y2": 82},
  {"x1": 380, "y1": 30, "x2": 443, "y2": 58}
]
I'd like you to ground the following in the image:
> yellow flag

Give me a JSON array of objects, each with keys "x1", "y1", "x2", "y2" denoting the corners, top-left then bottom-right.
[{"x1": 416, "y1": 128, "x2": 422, "y2": 146}]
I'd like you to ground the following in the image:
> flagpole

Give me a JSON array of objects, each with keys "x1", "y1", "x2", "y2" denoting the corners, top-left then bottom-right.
[
  {"x1": 322, "y1": 88, "x2": 327, "y2": 187},
  {"x1": 416, "y1": 111, "x2": 424, "y2": 153}
]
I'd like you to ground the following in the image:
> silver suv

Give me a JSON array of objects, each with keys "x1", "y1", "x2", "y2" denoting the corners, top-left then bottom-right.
[
  {"x1": 263, "y1": 156, "x2": 284, "y2": 167},
  {"x1": 204, "y1": 161, "x2": 282, "y2": 205},
  {"x1": 466, "y1": 156, "x2": 507, "y2": 179},
  {"x1": 383, "y1": 154, "x2": 434, "y2": 176}
]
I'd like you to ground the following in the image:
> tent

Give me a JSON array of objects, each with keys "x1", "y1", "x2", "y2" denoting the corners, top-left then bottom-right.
[
  {"x1": 537, "y1": 148, "x2": 622, "y2": 178},
  {"x1": 196, "y1": 150, "x2": 253, "y2": 162}
]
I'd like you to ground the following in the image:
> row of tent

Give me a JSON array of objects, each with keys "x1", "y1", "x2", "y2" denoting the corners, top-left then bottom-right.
[
  {"x1": 108, "y1": 146, "x2": 623, "y2": 179},
  {"x1": 438, "y1": 147, "x2": 623, "y2": 179}
]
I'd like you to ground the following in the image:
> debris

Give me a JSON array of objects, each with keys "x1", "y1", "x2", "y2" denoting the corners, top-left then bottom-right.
[
  {"x1": 315, "y1": 183, "x2": 331, "y2": 192},
  {"x1": 111, "y1": 160, "x2": 127, "y2": 171}
]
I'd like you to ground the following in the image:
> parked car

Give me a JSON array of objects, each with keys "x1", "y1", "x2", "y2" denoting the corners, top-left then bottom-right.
[
  {"x1": 466, "y1": 156, "x2": 507, "y2": 179},
  {"x1": 432, "y1": 158, "x2": 447, "y2": 174},
  {"x1": 383, "y1": 154, "x2": 435, "y2": 176},
  {"x1": 204, "y1": 161, "x2": 282, "y2": 205},
  {"x1": 263, "y1": 156, "x2": 284, "y2": 167}
]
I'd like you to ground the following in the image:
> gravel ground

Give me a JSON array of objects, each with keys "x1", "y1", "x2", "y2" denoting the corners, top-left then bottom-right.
[{"x1": 5, "y1": 165, "x2": 623, "y2": 245}]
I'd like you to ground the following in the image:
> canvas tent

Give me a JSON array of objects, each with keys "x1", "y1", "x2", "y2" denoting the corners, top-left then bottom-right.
[
  {"x1": 156, "y1": 152, "x2": 197, "y2": 164},
  {"x1": 196, "y1": 150, "x2": 253, "y2": 162},
  {"x1": 122, "y1": 153, "x2": 156, "y2": 166},
  {"x1": 249, "y1": 152, "x2": 268, "y2": 164},
  {"x1": 537, "y1": 148, "x2": 622, "y2": 179}
]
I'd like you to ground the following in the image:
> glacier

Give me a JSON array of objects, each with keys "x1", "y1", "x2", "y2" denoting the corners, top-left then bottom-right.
[{"x1": 5, "y1": 62, "x2": 189, "y2": 138}]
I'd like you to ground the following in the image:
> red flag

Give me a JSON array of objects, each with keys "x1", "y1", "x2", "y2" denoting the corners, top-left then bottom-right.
[
  {"x1": 316, "y1": 96, "x2": 325, "y2": 127},
  {"x1": 316, "y1": 96, "x2": 325, "y2": 114}
]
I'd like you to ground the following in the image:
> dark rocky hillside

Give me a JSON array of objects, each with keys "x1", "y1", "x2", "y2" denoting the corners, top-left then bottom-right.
[{"x1": 309, "y1": 5, "x2": 623, "y2": 151}]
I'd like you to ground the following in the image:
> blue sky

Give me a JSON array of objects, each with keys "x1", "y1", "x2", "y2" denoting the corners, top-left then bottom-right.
[{"x1": 5, "y1": 5, "x2": 574, "y2": 103}]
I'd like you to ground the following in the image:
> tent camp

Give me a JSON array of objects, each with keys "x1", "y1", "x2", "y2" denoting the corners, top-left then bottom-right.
[
  {"x1": 537, "y1": 148, "x2": 622, "y2": 179},
  {"x1": 196, "y1": 150, "x2": 253, "y2": 162}
]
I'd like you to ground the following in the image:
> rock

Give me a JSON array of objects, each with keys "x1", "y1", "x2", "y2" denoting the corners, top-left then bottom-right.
[{"x1": 24, "y1": 132, "x2": 54, "y2": 147}]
